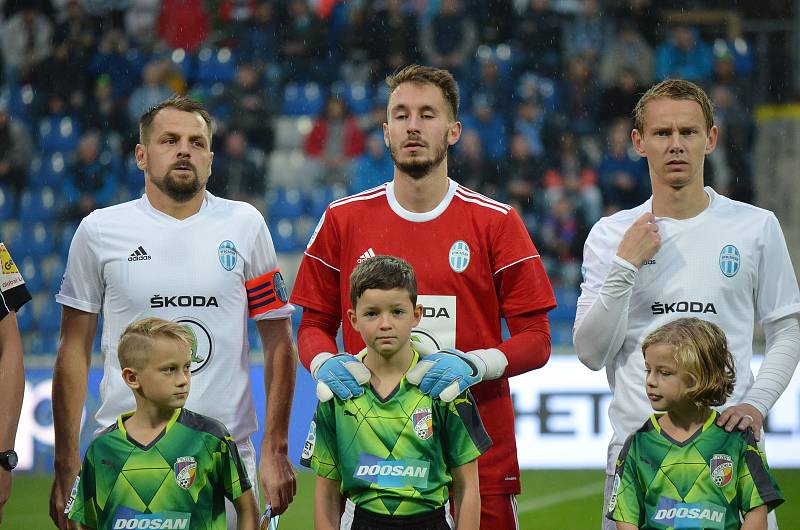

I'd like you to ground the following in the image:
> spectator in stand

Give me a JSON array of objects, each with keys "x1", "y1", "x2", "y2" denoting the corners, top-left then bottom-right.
[
  {"x1": 712, "y1": 48, "x2": 754, "y2": 112},
  {"x1": 597, "y1": 118, "x2": 649, "y2": 214},
  {"x1": 90, "y1": 29, "x2": 145, "y2": 100},
  {"x1": 656, "y1": 25, "x2": 713, "y2": 85},
  {"x1": 545, "y1": 131, "x2": 602, "y2": 228},
  {"x1": 208, "y1": 130, "x2": 266, "y2": 212},
  {"x1": 612, "y1": 0, "x2": 663, "y2": 47},
  {"x1": 561, "y1": 54, "x2": 602, "y2": 138},
  {"x1": 63, "y1": 132, "x2": 119, "y2": 222},
  {"x1": 303, "y1": 96, "x2": 365, "y2": 185},
  {"x1": 348, "y1": 131, "x2": 393, "y2": 194},
  {"x1": 461, "y1": 94, "x2": 508, "y2": 163},
  {"x1": 708, "y1": 85, "x2": 754, "y2": 204},
  {"x1": 81, "y1": 75, "x2": 132, "y2": 150},
  {"x1": 598, "y1": 67, "x2": 645, "y2": 124},
  {"x1": 34, "y1": 41, "x2": 90, "y2": 115},
  {"x1": 500, "y1": 133, "x2": 547, "y2": 214},
  {"x1": 367, "y1": 0, "x2": 420, "y2": 82},
  {"x1": 0, "y1": 105, "x2": 34, "y2": 197},
  {"x1": 449, "y1": 129, "x2": 496, "y2": 194},
  {"x1": 337, "y1": 4, "x2": 373, "y2": 84},
  {"x1": 127, "y1": 60, "x2": 174, "y2": 126},
  {"x1": 419, "y1": 0, "x2": 477, "y2": 77},
  {"x1": 513, "y1": 97, "x2": 551, "y2": 162},
  {"x1": 513, "y1": 0, "x2": 563, "y2": 78},
  {"x1": 281, "y1": 0, "x2": 326, "y2": 82},
  {"x1": 714, "y1": 24, "x2": 755, "y2": 77},
  {"x1": 598, "y1": 22, "x2": 654, "y2": 87},
  {"x1": 124, "y1": 0, "x2": 161, "y2": 47},
  {"x1": 213, "y1": 62, "x2": 277, "y2": 153},
  {"x1": 0, "y1": 3, "x2": 53, "y2": 84},
  {"x1": 216, "y1": 0, "x2": 257, "y2": 47},
  {"x1": 469, "y1": 56, "x2": 513, "y2": 122},
  {"x1": 157, "y1": 0, "x2": 210, "y2": 52},
  {"x1": 54, "y1": 0, "x2": 98, "y2": 62},
  {"x1": 539, "y1": 195, "x2": 583, "y2": 288},
  {"x1": 563, "y1": 0, "x2": 614, "y2": 64},
  {"x1": 237, "y1": 1, "x2": 281, "y2": 68}
]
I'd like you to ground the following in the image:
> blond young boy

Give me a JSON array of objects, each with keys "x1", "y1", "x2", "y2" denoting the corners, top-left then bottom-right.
[
  {"x1": 301, "y1": 255, "x2": 491, "y2": 530},
  {"x1": 65, "y1": 317, "x2": 258, "y2": 529}
]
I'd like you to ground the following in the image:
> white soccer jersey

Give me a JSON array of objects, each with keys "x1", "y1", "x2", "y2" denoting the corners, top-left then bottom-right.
[
  {"x1": 578, "y1": 187, "x2": 800, "y2": 469},
  {"x1": 57, "y1": 192, "x2": 294, "y2": 441}
]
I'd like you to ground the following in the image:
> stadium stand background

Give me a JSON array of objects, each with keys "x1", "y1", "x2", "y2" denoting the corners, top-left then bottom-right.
[{"x1": 1, "y1": 0, "x2": 798, "y2": 359}]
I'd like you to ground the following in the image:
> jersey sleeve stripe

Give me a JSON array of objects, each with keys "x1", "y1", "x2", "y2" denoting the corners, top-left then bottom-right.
[
  {"x1": 454, "y1": 191, "x2": 511, "y2": 214},
  {"x1": 245, "y1": 270, "x2": 288, "y2": 317},
  {"x1": 329, "y1": 187, "x2": 387, "y2": 209},
  {"x1": 493, "y1": 255, "x2": 541, "y2": 275},
  {"x1": 455, "y1": 186, "x2": 512, "y2": 211},
  {"x1": 303, "y1": 252, "x2": 341, "y2": 272}
]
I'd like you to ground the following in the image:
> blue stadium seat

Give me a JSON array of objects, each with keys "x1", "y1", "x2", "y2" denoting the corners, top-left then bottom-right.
[
  {"x1": 195, "y1": 47, "x2": 237, "y2": 84},
  {"x1": 1, "y1": 83, "x2": 38, "y2": 127},
  {"x1": 332, "y1": 81, "x2": 373, "y2": 116},
  {"x1": 307, "y1": 185, "x2": 336, "y2": 219},
  {"x1": 16, "y1": 305, "x2": 36, "y2": 333},
  {"x1": 12, "y1": 223, "x2": 54, "y2": 258},
  {"x1": 269, "y1": 218, "x2": 300, "y2": 252},
  {"x1": 19, "y1": 187, "x2": 57, "y2": 223},
  {"x1": 169, "y1": 48, "x2": 195, "y2": 83},
  {"x1": 29, "y1": 333, "x2": 58, "y2": 355},
  {"x1": 18, "y1": 257, "x2": 44, "y2": 293},
  {"x1": 515, "y1": 73, "x2": 560, "y2": 112},
  {"x1": 36, "y1": 302, "x2": 62, "y2": 333},
  {"x1": 550, "y1": 287, "x2": 579, "y2": 323},
  {"x1": 550, "y1": 322, "x2": 574, "y2": 347},
  {"x1": 0, "y1": 186, "x2": 15, "y2": 220},
  {"x1": 266, "y1": 187, "x2": 305, "y2": 221},
  {"x1": 282, "y1": 82, "x2": 325, "y2": 116},
  {"x1": 29, "y1": 152, "x2": 68, "y2": 189},
  {"x1": 59, "y1": 223, "x2": 79, "y2": 257},
  {"x1": 38, "y1": 116, "x2": 80, "y2": 154}
]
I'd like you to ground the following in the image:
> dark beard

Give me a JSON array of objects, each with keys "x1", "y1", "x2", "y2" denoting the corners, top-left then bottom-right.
[
  {"x1": 154, "y1": 169, "x2": 204, "y2": 202},
  {"x1": 389, "y1": 133, "x2": 449, "y2": 180}
]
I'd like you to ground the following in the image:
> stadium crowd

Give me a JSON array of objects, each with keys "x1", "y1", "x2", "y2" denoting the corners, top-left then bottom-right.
[{"x1": 0, "y1": 0, "x2": 762, "y2": 354}]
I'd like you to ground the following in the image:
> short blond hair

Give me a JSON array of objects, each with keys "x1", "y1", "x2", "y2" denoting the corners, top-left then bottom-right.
[
  {"x1": 642, "y1": 318, "x2": 735, "y2": 407},
  {"x1": 633, "y1": 79, "x2": 714, "y2": 134},
  {"x1": 386, "y1": 64, "x2": 460, "y2": 120},
  {"x1": 118, "y1": 317, "x2": 193, "y2": 370}
]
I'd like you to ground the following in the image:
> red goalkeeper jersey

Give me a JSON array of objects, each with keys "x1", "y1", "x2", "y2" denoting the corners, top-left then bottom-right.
[{"x1": 291, "y1": 179, "x2": 555, "y2": 495}]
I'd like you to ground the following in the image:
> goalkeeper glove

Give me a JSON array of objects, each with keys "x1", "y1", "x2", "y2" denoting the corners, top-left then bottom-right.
[
  {"x1": 310, "y1": 352, "x2": 371, "y2": 402},
  {"x1": 406, "y1": 347, "x2": 508, "y2": 402}
]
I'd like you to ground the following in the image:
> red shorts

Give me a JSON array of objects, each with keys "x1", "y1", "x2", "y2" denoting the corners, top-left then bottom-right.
[
  {"x1": 480, "y1": 494, "x2": 518, "y2": 529},
  {"x1": 450, "y1": 494, "x2": 518, "y2": 529}
]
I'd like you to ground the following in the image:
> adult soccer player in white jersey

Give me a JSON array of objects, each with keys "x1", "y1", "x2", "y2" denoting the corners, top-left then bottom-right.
[
  {"x1": 573, "y1": 79, "x2": 800, "y2": 530},
  {"x1": 291, "y1": 64, "x2": 556, "y2": 528},
  {"x1": 49, "y1": 96, "x2": 297, "y2": 529}
]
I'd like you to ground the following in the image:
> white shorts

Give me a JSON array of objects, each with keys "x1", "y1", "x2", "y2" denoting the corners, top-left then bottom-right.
[{"x1": 225, "y1": 437, "x2": 259, "y2": 529}]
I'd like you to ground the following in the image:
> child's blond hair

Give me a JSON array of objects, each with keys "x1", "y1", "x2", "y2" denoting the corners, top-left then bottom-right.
[
  {"x1": 117, "y1": 317, "x2": 194, "y2": 370},
  {"x1": 642, "y1": 317, "x2": 735, "y2": 406}
]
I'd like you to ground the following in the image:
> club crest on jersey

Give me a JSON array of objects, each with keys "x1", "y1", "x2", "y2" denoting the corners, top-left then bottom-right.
[
  {"x1": 174, "y1": 456, "x2": 197, "y2": 490},
  {"x1": 175, "y1": 317, "x2": 213, "y2": 373},
  {"x1": 218, "y1": 240, "x2": 237, "y2": 271},
  {"x1": 449, "y1": 240, "x2": 470, "y2": 273},
  {"x1": 412, "y1": 408, "x2": 433, "y2": 440},
  {"x1": 709, "y1": 453, "x2": 733, "y2": 487},
  {"x1": 719, "y1": 245, "x2": 740, "y2": 277}
]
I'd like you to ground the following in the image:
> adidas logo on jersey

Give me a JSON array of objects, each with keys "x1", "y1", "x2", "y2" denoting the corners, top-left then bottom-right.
[
  {"x1": 128, "y1": 246, "x2": 152, "y2": 262},
  {"x1": 357, "y1": 248, "x2": 376, "y2": 264}
]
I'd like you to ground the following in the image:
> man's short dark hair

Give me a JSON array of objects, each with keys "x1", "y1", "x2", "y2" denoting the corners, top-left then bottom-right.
[
  {"x1": 349, "y1": 255, "x2": 417, "y2": 308},
  {"x1": 386, "y1": 64, "x2": 460, "y2": 120},
  {"x1": 139, "y1": 95, "x2": 212, "y2": 144}
]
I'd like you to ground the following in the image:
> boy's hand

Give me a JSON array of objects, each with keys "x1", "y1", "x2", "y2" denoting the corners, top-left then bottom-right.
[
  {"x1": 311, "y1": 352, "x2": 370, "y2": 402},
  {"x1": 407, "y1": 348, "x2": 507, "y2": 402}
]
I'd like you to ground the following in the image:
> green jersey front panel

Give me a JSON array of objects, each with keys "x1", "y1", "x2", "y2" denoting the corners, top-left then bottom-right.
[
  {"x1": 608, "y1": 412, "x2": 783, "y2": 530},
  {"x1": 67, "y1": 408, "x2": 251, "y2": 529},
  {"x1": 301, "y1": 353, "x2": 491, "y2": 516}
]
